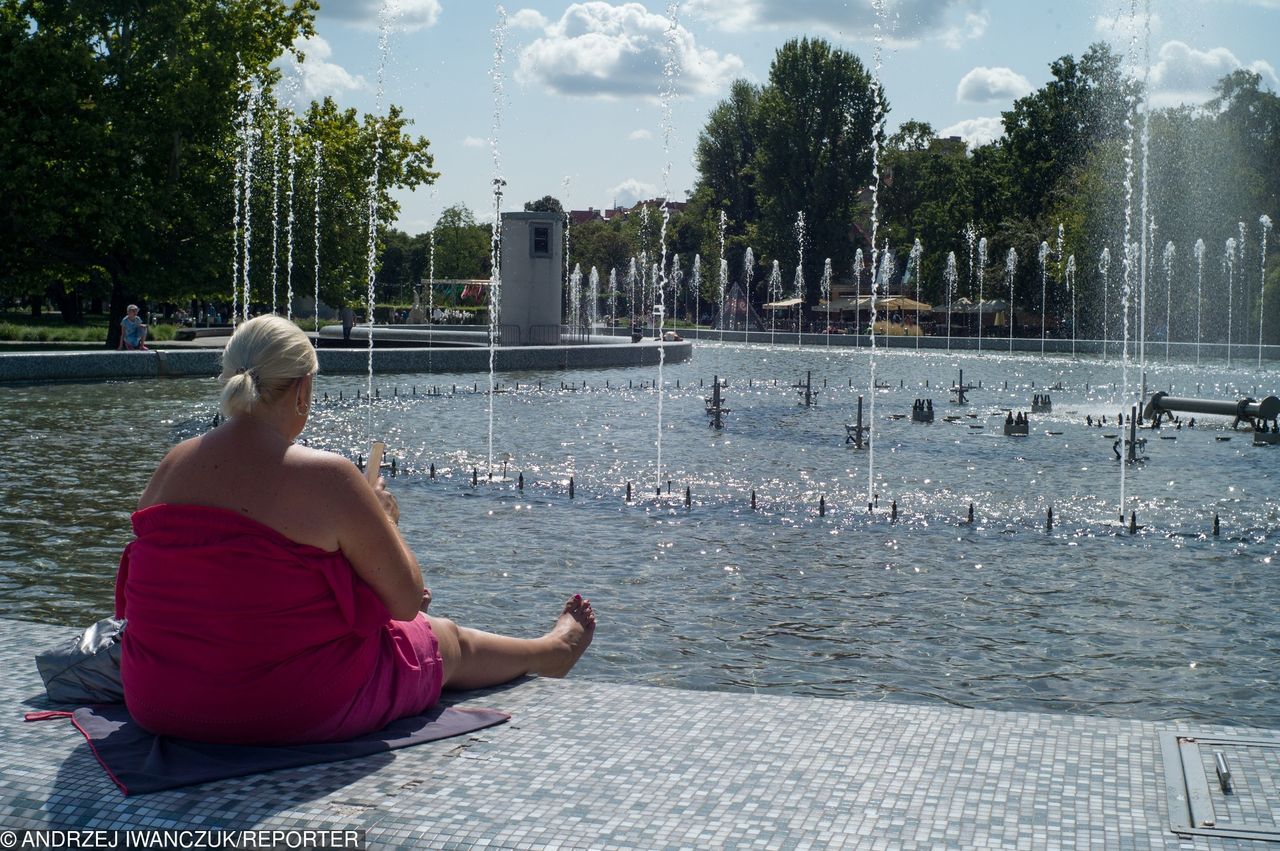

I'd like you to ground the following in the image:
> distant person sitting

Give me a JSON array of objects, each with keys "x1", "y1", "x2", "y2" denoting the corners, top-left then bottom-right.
[
  {"x1": 341, "y1": 306, "x2": 356, "y2": 341},
  {"x1": 118, "y1": 305, "x2": 148, "y2": 351}
]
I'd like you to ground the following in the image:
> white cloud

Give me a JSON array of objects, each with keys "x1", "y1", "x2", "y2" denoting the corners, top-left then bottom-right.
[
  {"x1": 461, "y1": 136, "x2": 487, "y2": 148},
  {"x1": 956, "y1": 66, "x2": 1032, "y2": 103},
  {"x1": 683, "y1": 0, "x2": 985, "y2": 47},
  {"x1": 939, "y1": 116, "x2": 1004, "y2": 148},
  {"x1": 610, "y1": 178, "x2": 657, "y2": 208},
  {"x1": 1093, "y1": 12, "x2": 1162, "y2": 41},
  {"x1": 280, "y1": 36, "x2": 366, "y2": 102},
  {"x1": 516, "y1": 2, "x2": 745, "y2": 98},
  {"x1": 628, "y1": 128, "x2": 653, "y2": 141},
  {"x1": 942, "y1": 11, "x2": 988, "y2": 50},
  {"x1": 509, "y1": 8, "x2": 549, "y2": 29},
  {"x1": 317, "y1": 0, "x2": 441, "y2": 32},
  {"x1": 1149, "y1": 40, "x2": 1280, "y2": 107}
]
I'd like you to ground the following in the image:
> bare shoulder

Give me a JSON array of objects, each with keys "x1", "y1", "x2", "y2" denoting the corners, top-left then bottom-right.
[
  {"x1": 284, "y1": 445, "x2": 366, "y2": 506},
  {"x1": 138, "y1": 435, "x2": 202, "y2": 508}
]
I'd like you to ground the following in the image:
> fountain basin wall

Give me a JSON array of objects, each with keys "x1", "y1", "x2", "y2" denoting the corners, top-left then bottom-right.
[
  {"x1": 642, "y1": 327, "x2": 1280, "y2": 360},
  {"x1": 0, "y1": 338, "x2": 690, "y2": 383}
]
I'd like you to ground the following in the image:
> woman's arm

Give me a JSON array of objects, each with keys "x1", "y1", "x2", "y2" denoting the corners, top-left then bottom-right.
[{"x1": 311, "y1": 454, "x2": 425, "y2": 621}]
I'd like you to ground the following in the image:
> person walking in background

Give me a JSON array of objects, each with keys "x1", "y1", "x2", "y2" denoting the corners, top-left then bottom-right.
[{"x1": 119, "y1": 305, "x2": 148, "y2": 351}]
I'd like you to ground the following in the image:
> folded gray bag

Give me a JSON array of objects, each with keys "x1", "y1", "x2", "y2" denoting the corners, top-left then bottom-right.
[{"x1": 34, "y1": 617, "x2": 126, "y2": 704}]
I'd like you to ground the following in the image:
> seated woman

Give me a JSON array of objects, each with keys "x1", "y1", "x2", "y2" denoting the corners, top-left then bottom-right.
[{"x1": 116, "y1": 315, "x2": 594, "y2": 745}]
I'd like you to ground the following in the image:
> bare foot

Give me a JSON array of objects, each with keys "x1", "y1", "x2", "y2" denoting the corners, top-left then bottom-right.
[{"x1": 539, "y1": 594, "x2": 596, "y2": 678}]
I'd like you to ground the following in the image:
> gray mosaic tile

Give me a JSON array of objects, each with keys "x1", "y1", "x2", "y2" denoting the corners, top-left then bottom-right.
[{"x1": 2, "y1": 618, "x2": 1278, "y2": 849}]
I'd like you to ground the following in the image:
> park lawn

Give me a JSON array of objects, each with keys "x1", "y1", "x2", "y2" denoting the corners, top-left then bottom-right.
[{"x1": 0, "y1": 312, "x2": 177, "y2": 343}]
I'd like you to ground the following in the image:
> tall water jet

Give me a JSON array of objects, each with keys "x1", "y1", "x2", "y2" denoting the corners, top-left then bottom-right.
[
  {"x1": 641, "y1": 249, "x2": 651, "y2": 325},
  {"x1": 820, "y1": 257, "x2": 833, "y2": 347},
  {"x1": 944, "y1": 252, "x2": 958, "y2": 352},
  {"x1": 364, "y1": 0, "x2": 395, "y2": 438},
  {"x1": 230, "y1": 70, "x2": 244, "y2": 328},
  {"x1": 1065, "y1": 254, "x2": 1077, "y2": 358},
  {"x1": 1162, "y1": 241, "x2": 1175, "y2": 362},
  {"x1": 1099, "y1": 247, "x2": 1111, "y2": 361},
  {"x1": 312, "y1": 139, "x2": 322, "y2": 334},
  {"x1": 284, "y1": 118, "x2": 296, "y2": 320},
  {"x1": 1137, "y1": 3, "x2": 1153, "y2": 378},
  {"x1": 670, "y1": 253, "x2": 682, "y2": 326},
  {"x1": 563, "y1": 176, "x2": 572, "y2": 320},
  {"x1": 1261, "y1": 215, "x2": 1273, "y2": 369},
  {"x1": 908, "y1": 239, "x2": 923, "y2": 349},
  {"x1": 626, "y1": 257, "x2": 637, "y2": 328},
  {"x1": 964, "y1": 222, "x2": 977, "y2": 342},
  {"x1": 1224, "y1": 237, "x2": 1237, "y2": 367},
  {"x1": 486, "y1": 7, "x2": 508, "y2": 475},
  {"x1": 1239, "y1": 220, "x2": 1247, "y2": 351},
  {"x1": 608, "y1": 267, "x2": 617, "y2": 328},
  {"x1": 866, "y1": 0, "x2": 888, "y2": 513},
  {"x1": 717, "y1": 209, "x2": 727, "y2": 339},
  {"x1": 1055, "y1": 222, "x2": 1065, "y2": 351},
  {"x1": 568, "y1": 263, "x2": 582, "y2": 337},
  {"x1": 1005, "y1": 248, "x2": 1018, "y2": 354},
  {"x1": 1194, "y1": 238, "x2": 1205, "y2": 365},
  {"x1": 976, "y1": 237, "x2": 987, "y2": 353},
  {"x1": 652, "y1": 1, "x2": 682, "y2": 496},
  {"x1": 588, "y1": 266, "x2": 600, "y2": 330},
  {"x1": 269, "y1": 125, "x2": 280, "y2": 314},
  {"x1": 717, "y1": 257, "x2": 728, "y2": 337},
  {"x1": 1126, "y1": 0, "x2": 1157, "y2": 524},
  {"x1": 767, "y1": 259, "x2": 782, "y2": 347},
  {"x1": 1038, "y1": 240, "x2": 1050, "y2": 354},
  {"x1": 853, "y1": 247, "x2": 864, "y2": 337},
  {"x1": 794, "y1": 210, "x2": 806, "y2": 346},
  {"x1": 743, "y1": 247, "x2": 755, "y2": 333},
  {"x1": 238, "y1": 82, "x2": 262, "y2": 324},
  {"x1": 689, "y1": 254, "x2": 701, "y2": 330}
]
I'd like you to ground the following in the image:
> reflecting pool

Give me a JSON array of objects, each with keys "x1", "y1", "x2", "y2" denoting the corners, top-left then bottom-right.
[{"x1": 3, "y1": 342, "x2": 1277, "y2": 728}]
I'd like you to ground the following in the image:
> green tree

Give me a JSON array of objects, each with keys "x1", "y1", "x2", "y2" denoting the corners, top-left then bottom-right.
[
  {"x1": 1001, "y1": 42, "x2": 1136, "y2": 226},
  {"x1": 288, "y1": 98, "x2": 436, "y2": 312},
  {"x1": 694, "y1": 80, "x2": 761, "y2": 242},
  {"x1": 524, "y1": 195, "x2": 564, "y2": 214},
  {"x1": 432, "y1": 205, "x2": 490, "y2": 280},
  {"x1": 0, "y1": 0, "x2": 318, "y2": 344},
  {"x1": 754, "y1": 38, "x2": 883, "y2": 306}
]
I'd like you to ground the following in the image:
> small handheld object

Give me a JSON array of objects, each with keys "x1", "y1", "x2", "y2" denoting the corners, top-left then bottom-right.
[{"x1": 366, "y1": 441, "x2": 385, "y2": 486}]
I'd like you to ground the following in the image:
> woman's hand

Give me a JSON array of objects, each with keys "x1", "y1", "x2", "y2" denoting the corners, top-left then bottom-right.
[{"x1": 372, "y1": 477, "x2": 399, "y2": 525}]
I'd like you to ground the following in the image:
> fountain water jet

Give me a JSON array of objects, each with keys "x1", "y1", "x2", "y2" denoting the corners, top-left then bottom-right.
[
  {"x1": 944, "y1": 252, "x2": 957, "y2": 352},
  {"x1": 1038, "y1": 240, "x2": 1050, "y2": 354},
  {"x1": 794, "y1": 211, "x2": 806, "y2": 346},
  {"x1": 486, "y1": 7, "x2": 508, "y2": 475},
  {"x1": 767, "y1": 259, "x2": 782, "y2": 347},
  {"x1": 1162, "y1": 241, "x2": 1175, "y2": 363},
  {"x1": 1006, "y1": 248, "x2": 1018, "y2": 354},
  {"x1": 1225, "y1": 237, "x2": 1237, "y2": 367},
  {"x1": 976, "y1": 237, "x2": 987, "y2": 353},
  {"x1": 1260, "y1": 215, "x2": 1273, "y2": 369},
  {"x1": 312, "y1": 139, "x2": 322, "y2": 334},
  {"x1": 908, "y1": 239, "x2": 923, "y2": 349},
  {"x1": 717, "y1": 210, "x2": 727, "y2": 340}
]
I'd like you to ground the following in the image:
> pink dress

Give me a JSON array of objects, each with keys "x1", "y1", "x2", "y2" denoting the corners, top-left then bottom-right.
[{"x1": 114, "y1": 504, "x2": 444, "y2": 745}]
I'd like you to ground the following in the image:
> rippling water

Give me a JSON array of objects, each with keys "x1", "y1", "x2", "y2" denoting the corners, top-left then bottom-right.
[{"x1": 3, "y1": 344, "x2": 1277, "y2": 728}]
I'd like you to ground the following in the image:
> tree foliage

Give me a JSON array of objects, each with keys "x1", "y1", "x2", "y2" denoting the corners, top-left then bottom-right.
[{"x1": 0, "y1": 0, "x2": 437, "y2": 343}]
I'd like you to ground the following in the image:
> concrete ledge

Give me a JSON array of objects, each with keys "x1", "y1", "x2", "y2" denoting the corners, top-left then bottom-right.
[
  {"x1": 3, "y1": 618, "x2": 1275, "y2": 849},
  {"x1": 0, "y1": 340, "x2": 691, "y2": 383}
]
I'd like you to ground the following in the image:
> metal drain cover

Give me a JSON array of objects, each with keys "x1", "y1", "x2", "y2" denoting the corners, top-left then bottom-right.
[{"x1": 1161, "y1": 731, "x2": 1280, "y2": 842}]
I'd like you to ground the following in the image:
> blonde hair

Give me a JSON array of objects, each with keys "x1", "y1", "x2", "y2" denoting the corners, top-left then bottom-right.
[{"x1": 219, "y1": 315, "x2": 319, "y2": 417}]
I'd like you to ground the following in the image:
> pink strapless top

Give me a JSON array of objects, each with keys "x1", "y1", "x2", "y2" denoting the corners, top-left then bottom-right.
[{"x1": 115, "y1": 504, "x2": 442, "y2": 744}]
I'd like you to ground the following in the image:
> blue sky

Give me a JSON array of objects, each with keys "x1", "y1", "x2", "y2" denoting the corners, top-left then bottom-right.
[{"x1": 278, "y1": 0, "x2": 1280, "y2": 235}]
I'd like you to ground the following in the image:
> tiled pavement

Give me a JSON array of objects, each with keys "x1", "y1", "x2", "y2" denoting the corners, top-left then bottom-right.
[{"x1": 2, "y1": 618, "x2": 1276, "y2": 849}]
